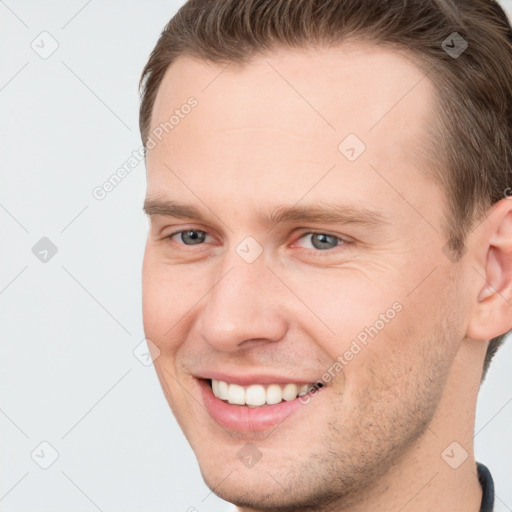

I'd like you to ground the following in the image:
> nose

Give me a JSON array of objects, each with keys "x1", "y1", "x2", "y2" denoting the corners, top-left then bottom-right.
[{"x1": 197, "y1": 256, "x2": 289, "y2": 352}]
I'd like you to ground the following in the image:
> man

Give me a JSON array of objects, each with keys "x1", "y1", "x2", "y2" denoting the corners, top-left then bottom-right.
[{"x1": 139, "y1": 0, "x2": 512, "y2": 510}]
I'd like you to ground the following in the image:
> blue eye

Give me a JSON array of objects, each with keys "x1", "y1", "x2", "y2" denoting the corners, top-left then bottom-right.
[
  {"x1": 169, "y1": 229, "x2": 209, "y2": 245},
  {"x1": 297, "y1": 232, "x2": 343, "y2": 251}
]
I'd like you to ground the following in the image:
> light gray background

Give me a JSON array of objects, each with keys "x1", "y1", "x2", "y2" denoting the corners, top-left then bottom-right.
[{"x1": 1, "y1": 1, "x2": 511, "y2": 511}]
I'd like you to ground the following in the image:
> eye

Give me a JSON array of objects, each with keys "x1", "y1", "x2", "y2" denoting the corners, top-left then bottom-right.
[
  {"x1": 167, "y1": 229, "x2": 213, "y2": 245},
  {"x1": 296, "y1": 232, "x2": 345, "y2": 251}
]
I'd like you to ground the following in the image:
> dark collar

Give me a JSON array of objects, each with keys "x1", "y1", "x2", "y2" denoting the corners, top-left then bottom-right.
[{"x1": 477, "y1": 463, "x2": 495, "y2": 512}]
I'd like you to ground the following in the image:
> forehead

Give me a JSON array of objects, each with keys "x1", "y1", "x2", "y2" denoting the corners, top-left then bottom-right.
[{"x1": 145, "y1": 44, "x2": 439, "y2": 222}]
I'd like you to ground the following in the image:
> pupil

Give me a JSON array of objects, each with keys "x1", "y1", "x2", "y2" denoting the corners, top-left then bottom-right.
[
  {"x1": 312, "y1": 233, "x2": 336, "y2": 250},
  {"x1": 183, "y1": 230, "x2": 205, "y2": 245}
]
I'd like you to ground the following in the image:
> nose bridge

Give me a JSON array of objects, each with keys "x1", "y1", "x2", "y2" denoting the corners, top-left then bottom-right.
[{"x1": 198, "y1": 252, "x2": 287, "y2": 351}]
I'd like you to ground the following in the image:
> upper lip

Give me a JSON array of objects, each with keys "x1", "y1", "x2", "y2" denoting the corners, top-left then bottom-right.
[{"x1": 194, "y1": 371, "x2": 321, "y2": 386}]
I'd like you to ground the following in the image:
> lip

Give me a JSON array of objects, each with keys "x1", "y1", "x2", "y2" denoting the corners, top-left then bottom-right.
[
  {"x1": 197, "y1": 378, "x2": 319, "y2": 432},
  {"x1": 195, "y1": 371, "x2": 320, "y2": 386}
]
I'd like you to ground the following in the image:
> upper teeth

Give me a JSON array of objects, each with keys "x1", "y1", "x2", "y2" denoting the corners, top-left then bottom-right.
[{"x1": 211, "y1": 379, "x2": 317, "y2": 406}]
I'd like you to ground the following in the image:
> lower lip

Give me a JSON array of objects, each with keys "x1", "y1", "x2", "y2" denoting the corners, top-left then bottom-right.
[{"x1": 198, "y1": 379, "x2": 313, "y2": 432}]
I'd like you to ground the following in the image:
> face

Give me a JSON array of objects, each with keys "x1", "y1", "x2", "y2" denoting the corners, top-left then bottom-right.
[{"x1": 142, "y1": 44, "x2": 469, "y2": 510}]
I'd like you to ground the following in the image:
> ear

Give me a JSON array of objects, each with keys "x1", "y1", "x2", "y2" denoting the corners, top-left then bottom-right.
[{"x1": 466, "y1": 198, "x2": 512, "y2": 340}]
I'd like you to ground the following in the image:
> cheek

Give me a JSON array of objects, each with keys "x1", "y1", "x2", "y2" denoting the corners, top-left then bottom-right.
[
  {"x1": 142, "y1": 253, "x2": 207, "y2": 350},
  {"x1": 290, "y1": 268, "x2": 406, "y2": 361},
  {"x1": 299, "y1": 261, "x2": 456, "y2": 390},
  {"x1": 142, "y1": 260, "x2": 169, "y2": 341}
]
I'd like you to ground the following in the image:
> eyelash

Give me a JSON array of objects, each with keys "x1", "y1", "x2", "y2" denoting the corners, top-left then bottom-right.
[{"x1": 164, "y1": 228, "x2": 349, "y2": 254}]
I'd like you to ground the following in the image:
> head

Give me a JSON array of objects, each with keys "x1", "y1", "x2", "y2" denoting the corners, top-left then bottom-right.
[{"x1": 139, "y1": 0, "x2": 512, "y2": 509}]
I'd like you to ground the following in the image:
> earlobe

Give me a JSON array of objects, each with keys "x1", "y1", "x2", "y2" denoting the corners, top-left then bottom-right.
[
  {"x1": 466, "y1": 200, "x2": 512, "y2": 341},
  {"x1": 477, "y1": 284, "x2": 495, "y2": 302}
]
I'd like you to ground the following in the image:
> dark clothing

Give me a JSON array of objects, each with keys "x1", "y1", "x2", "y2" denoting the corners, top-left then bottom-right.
[{"x1": 478, "y1": 463, "x2": 495, "y2": 512}]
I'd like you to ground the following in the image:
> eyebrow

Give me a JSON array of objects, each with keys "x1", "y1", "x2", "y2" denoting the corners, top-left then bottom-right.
[{"x1": 143, "y1": 198, "x2": 389, "y2": 228}]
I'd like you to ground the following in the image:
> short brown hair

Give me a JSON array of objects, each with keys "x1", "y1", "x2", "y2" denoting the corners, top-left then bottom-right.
[{"x1": 139, "y1": 0, "x2": 512, "y2": 379}]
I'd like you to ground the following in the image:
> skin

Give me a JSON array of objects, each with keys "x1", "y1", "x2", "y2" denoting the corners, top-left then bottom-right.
[{"x1": 142, "y1": 43, "x2": 512, "y2": 511}]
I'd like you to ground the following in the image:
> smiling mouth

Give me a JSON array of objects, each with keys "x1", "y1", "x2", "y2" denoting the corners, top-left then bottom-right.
[{"x1": 208, "y1": 378, "x2": 324, "y2": 407}]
